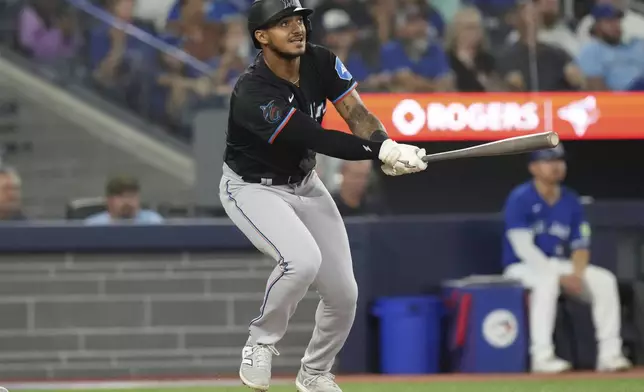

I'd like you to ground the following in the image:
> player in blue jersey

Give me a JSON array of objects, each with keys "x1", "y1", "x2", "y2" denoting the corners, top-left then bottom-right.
[{"x1": 501, "y1": 144, "x2": 631, "y2": 373}]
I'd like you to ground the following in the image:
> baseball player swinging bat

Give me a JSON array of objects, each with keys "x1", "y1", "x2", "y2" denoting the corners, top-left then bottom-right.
[{"x1": 421, "y1": 131, "x2": 560, "y2": 163}]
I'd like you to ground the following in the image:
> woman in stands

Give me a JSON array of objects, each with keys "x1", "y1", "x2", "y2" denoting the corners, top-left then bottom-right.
[{"x1": 444, "y1": 6, "x2": 503, "y2": 92}]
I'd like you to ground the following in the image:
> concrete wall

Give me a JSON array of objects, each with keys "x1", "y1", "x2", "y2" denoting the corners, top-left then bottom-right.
[{"x1": 0, "y1": 252, "x2": 318, "y2": 380}]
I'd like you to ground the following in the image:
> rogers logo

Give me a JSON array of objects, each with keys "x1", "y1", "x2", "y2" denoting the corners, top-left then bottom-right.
[{"x1": 392, "y1": 100, "x2": 541, "y2": 135}]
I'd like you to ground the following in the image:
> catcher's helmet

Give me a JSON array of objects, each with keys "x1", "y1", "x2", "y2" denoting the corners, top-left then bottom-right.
[{"x1": 247, "y1": 0, "x2": 314, "y2": 49}]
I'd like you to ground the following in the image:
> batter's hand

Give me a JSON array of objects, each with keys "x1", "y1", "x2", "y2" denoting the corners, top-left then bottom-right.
[{"x1": 378, "y1": 139, "x2": 427, "y2": 176}]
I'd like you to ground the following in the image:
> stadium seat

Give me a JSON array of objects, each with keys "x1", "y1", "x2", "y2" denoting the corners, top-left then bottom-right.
[
  {"x1": 65, "y1": 196, "x2": 108, "y2": 220},
  {"x1": 156, "y1": 203, "x2": 191, "y2": 218},
  {"x1": 156, "y1": 203, "x2": 228, "y2": 218},
  {"x1": 194, "y1": 205, "x2": 228, "y2": 217}
]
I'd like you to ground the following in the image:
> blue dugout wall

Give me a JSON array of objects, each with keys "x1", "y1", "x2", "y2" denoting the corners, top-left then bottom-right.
[{"x1": 0, "y1": 201, "x2": 642, "y2": 376}]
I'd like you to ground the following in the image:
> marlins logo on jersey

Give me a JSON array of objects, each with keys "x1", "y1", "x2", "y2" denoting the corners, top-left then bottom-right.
[{"x1": 261, "y1": 100, "x2": 282, "y2": 124}]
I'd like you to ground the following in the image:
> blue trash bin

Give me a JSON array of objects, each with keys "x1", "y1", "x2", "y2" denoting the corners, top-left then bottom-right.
[{"x1": 372, "y1": 296, "x2": 442, "y2": 374}]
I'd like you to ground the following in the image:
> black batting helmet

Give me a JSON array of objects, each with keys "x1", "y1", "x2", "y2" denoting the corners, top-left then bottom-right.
[{"x1": 247, "y1": 0, "x2": 314, "y2": 49}]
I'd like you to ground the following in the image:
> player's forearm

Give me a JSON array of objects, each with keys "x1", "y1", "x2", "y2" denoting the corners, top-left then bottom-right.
[
  {"x1": 337, "y1": 99, "x2": 387, "y2": 140},
  {"x1": 275, "y1": 110, "x2": 381, "y2": 161},
  {"x1": 571, "y1": 249, "x2": 590, "y2": 276}
]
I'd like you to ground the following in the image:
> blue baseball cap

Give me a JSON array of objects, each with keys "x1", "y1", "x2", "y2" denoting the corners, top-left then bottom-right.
[
  {"x1": 591, "y1": 4, "x2": 624, "y2": 20},
  {"x1": 529, "y1": 144, "x2": 565, "y2": 162}
]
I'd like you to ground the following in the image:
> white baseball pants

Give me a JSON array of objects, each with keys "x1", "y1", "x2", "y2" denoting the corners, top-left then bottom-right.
[{"x1": 503, "y1": 259, "x2": 623, "y2": 362}]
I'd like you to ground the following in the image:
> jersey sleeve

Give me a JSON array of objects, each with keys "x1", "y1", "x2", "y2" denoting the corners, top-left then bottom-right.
[
  {"x1": 569, "y1": 197, "x2": 591, "y2": 250},
  {"x1": 316, "y1": 46, "x2": 358, "y2": 104},
  {"x1": 503, "y1": 192, "x2": 531, "y2": 232},
  {"x1": 232, "y1": 84, "x2": 296, "y2": 144}
]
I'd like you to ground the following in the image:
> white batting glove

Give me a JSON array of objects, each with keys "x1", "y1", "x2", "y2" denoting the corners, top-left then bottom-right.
[{"x1": 378, "y1": 139, "x2": 427, "y2": 176}]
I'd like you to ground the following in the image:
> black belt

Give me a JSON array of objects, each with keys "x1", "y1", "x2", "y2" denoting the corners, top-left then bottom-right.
[{"x1": 242, "y1": 174, "x2": 305, "y2": 185}]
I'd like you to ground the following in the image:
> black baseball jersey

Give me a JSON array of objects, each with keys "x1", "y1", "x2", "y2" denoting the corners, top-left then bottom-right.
[{"x1": 223, "y1": 43, "x2": 357, "y2": 179}]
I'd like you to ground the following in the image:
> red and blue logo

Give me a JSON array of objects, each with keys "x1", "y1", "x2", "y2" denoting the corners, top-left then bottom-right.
[{"x1": 261, "y1": 100, "x2": 282, "y2": 124}]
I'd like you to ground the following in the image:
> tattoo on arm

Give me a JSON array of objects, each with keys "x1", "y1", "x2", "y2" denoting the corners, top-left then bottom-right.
[{"x1": 339, "y1": 100, "x2": 386, "y2": 140}]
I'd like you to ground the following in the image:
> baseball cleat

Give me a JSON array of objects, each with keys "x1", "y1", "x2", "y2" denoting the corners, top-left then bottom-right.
[
  {"x1": 531, "y1": 356, "x2": 572, "y2": 373},
  {"x1": 597, "y1": 355, "x2": 632, "y2": 372},
  {"x1": 239, "y1": 344, "x2": 279, "y2": 391},
  {"x1": 295, "y1": 367, "x2": 342, "y2": 392}
]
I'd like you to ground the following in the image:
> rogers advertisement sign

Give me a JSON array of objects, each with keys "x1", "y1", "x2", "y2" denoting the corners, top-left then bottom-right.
[{"x1": 322, "y1": 92, "x2": 644, "y2": 141}]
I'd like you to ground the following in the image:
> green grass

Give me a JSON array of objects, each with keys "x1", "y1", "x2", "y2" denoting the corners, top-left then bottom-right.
[{"x1": 16, "y1": 379, "x2": 644, "y2": 392}]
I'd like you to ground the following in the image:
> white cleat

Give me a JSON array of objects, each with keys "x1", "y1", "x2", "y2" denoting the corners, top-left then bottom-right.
[
  {"x1": 531, "y1": 356, "x2": 572, "y2": 373},
  {"x1": 296, "y1": 367, "x2": 342, "y2": 392},
  {"x1": 597, "y1": 355, "x2": 632, "y2": 372},
  {"x1": 239, "y1": 344, "x2": 279, "y2": 391}
]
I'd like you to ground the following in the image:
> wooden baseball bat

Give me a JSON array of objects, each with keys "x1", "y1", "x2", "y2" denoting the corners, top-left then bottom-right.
[{"x1": 421, "y1": 131, "x2": 560, "y2": 163}]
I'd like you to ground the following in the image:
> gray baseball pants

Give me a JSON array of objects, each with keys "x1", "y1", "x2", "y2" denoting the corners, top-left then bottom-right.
[{"x1": 219, "y1": 163, "x2": 358, "y2": 373}]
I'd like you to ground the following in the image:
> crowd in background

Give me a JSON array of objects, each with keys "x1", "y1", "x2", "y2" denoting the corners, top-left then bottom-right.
[
  {"x1": 2, "y1": 0, "x2": 644, "y2": 224},
  {"x1": 7, "y1": 0, "x2": 644, "y2": 139}
]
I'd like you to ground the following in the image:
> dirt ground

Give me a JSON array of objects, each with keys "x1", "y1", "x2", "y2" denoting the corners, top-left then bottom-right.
[{"x1": 331, "y1": 368, "x2": 644, "y2": 383}]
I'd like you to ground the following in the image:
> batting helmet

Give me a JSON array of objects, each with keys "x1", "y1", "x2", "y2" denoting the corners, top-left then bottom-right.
[{"x1": 247, "y1": 0, "x2": 314, "y2": 49}]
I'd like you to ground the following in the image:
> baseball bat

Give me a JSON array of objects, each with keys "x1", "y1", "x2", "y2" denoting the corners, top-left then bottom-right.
[{"x1": 421, "y1": 131, "x2": 560, "y2": 163}]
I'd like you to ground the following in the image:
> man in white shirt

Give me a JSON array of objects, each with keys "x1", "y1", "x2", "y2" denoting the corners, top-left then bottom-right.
[{"x1": 84, "y1": 176, "x2": 164, "y2": 225}]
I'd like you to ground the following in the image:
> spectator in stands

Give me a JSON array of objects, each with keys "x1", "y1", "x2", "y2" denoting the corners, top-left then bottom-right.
[
  {"x1": 496, "y1": 0, "x2": 584, "y2": 92},
  {"x1": 399, "y1": 0, "x2": 446, "y2": 39},
  {"x1": 367, "y1": 0, "x2": 397, "y2": 44},
  {"x1": 319, "y1": 9, "x2": 386, "y2": 91},
  {"x1": 155, "y1": 50, "x2": 211, "y2": 132},
  {"x1": 166, "y1": 0, "x2": 238, "y2": 37},
  {"x1": 380, "y1": 3, "x2": 454, "y2": 92},
  {"x1": 501, "y1": 144, "x2": 632, "y2": 373},
  {"x1": 577, "y1": 0, "x2": 644, "y2": 44},
  {"x1": 331, "y1": 161, "x2": 386, "y2": 217},
  {"x1": 0, "y1": 167, "x2": 26, "y2": 221},
  {"x1": 156, "y1": 9, "x2": 246, "y2": 133},
  {"x1": 506, "y1": 0, "x2": 581, "y2": 57},
  {"x1": 84, "y1": 176, "x2": 164, "y2": 225},
  {"x1": 210, "y1": 17, "x2": 251, "y2": 96},
  {"x1": 309, "y1": 0, "x2": 372, "y2": 44},
  {"x1": 445, "y1": 6, "x2": 503, "y2": 92},
  {"x1": 17, "y1": 0, "x2": 79, "y2": 63},
  {"x1": 89, "y1": 0, "x2": 152, "y2": 105},
  {"x1": 576, "y1": 3, "x2": 644, "y2": 91}
]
